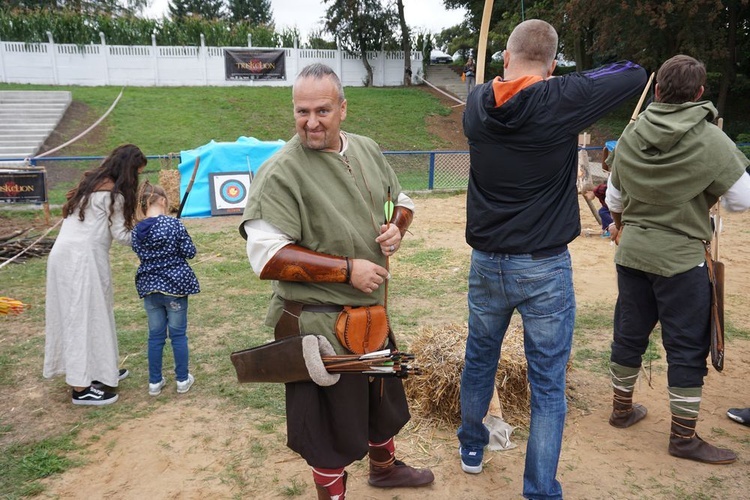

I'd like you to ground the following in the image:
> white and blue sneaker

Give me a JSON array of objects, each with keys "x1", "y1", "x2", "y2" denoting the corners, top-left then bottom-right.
[
  {"x1": 176, "y1": 374, "x2": 194, "y2": 394},
  {"x1": 459, "y1": 446, "x2": 483, "y2": 474},
  {"x1": 148, "y1": 378, "x2": 166, "y2": 396}
]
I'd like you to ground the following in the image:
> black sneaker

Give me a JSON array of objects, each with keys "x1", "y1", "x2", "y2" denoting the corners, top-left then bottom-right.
[
  {"x1": 92, "y1": 368, "x2": 129, "y2": 389},
  {"x1": 72, "y1": 385, "x2": 119, "y2": 406},
  {"x1": 727, "y1": 408, "x2": 750, "y2": 427}
]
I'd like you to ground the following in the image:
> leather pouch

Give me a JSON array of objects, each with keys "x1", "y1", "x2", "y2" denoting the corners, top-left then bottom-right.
[
  {"x1": 334, "y1": 305, "x2": 389, "y2": 354},
  {"x1": 230, "y1": 336, "x2": 311, "y2": 383}
]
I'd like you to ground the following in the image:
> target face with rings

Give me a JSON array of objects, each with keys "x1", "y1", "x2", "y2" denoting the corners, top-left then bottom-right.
[
  {"x1": 220, "y1": 179, "x2": 246, "y2": 204},
  {"x1": 209, "y1": 171, "x2": 253, "y2": 216}
]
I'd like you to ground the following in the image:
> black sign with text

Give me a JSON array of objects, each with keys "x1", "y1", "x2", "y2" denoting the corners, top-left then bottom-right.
[
  {"x1": 0, "y1": 170, "x2": 47, "y2": 203},
  {"x1": 224, "y1": 49, "x2": 286, "y2": 81}
]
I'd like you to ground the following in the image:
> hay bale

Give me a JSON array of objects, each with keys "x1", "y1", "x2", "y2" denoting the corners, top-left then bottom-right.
[
  {"x1": 404, "y1": 319, "x2": 531, "y2": 428},
  {"x1": 158, "y1": 169, "x2": 181, "y2": 214}
]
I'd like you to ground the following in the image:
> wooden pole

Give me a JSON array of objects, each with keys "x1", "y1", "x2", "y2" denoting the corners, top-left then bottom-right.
[
  {"x1": 176, "y1": 156, "x2": 200, "y2": 219},
  {"x1": 475, "y1": 0, "x2": 495, "y2": 85}
]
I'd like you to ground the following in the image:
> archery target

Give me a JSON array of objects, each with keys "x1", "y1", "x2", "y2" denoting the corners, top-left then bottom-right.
[{"x1": 208, "y1": 172, "x2": 252, "y2": 215}]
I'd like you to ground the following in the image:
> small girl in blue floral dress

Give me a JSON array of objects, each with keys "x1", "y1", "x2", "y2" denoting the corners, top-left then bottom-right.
[{"x1": 132, "y1": 183, "x2": 200, "y2": 396}]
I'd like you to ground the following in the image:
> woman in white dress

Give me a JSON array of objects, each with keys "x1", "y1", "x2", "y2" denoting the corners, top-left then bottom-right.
[{"x1": 44, "y1": 144, "x2": 147, "y2": 406}]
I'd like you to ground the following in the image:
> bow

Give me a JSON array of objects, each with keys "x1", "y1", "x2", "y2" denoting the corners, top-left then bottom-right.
[{"x1": 475, "y1": 0, "x2": 495, "y2": 85}]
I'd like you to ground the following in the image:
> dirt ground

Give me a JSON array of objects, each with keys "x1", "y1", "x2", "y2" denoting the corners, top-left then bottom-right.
[
  {"x1": 15, "y1": 91, "x2": 750, "y2": 498},
  {"x1": 36, "y1": 196, "x2": 750, "y2": 500}
]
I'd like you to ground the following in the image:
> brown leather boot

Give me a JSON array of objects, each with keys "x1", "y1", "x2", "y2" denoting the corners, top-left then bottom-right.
[
  {"x1": 609, "y1": 387, "x2": 648, "y2": 428},
  {"x1": 668, "y1": 415, "x2": 737, "y2": 464},
  {"x1": 368, "y1": 446, "x2": 434, "y2": 488},
  {"x1": 315, "y1": 471, "x2": 347, "y2": 499}
]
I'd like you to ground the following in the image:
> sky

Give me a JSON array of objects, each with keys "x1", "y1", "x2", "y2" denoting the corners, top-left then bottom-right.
[{"x1": 143, "y1": 0, "x2": 467, "y2": 41}]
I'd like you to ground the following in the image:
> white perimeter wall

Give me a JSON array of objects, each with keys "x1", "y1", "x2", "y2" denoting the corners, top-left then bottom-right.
[{"x1": 0, "y1": 38, "x2": 424, "y2": 87}]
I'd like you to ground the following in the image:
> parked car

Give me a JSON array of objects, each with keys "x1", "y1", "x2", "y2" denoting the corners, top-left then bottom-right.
[{"x1": 430, "y1": 50, "x2": 453, "y2": 64}]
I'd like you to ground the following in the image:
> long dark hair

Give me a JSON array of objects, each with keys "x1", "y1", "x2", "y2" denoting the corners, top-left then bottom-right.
[{"x1": 63, "y1": 144, "x2": 146, "y2": 230}]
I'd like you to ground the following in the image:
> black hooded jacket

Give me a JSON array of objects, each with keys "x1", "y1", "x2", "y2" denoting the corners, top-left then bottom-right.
[{"x1": 464, "y1": 61, "x2": 647, "y2": 253}]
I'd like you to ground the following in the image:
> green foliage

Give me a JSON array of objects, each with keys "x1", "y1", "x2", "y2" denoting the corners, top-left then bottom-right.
[
  {"x1": 0, "y1": 434, "x2": 80, "y2": 497},
  {"x1": 0, "y1": 7, "x2": 279, "y2": 46},
  {"x1": 323, "y1": 0, "x2": 399, "y2": 85},
  {"x1": 168, "y1": 0, "x2": 223, "y2": 20},
  {"x1": 227, "y1": 0, "x2": 273, "y2": 25}
]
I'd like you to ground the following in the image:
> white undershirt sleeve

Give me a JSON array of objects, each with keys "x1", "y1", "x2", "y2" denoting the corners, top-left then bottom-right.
[
  {"x1": 721, "y1": 172, "x2": 750, "y2": 212},
  {"x1": 244, "y1": 219, "x2": 293, "y2": 276},
  {"x1": 397, "y1": 192, "x2": 415, "y2": 212},
  {"x1": 605, "y1": 176, "x2": 623, "y2": 213}
]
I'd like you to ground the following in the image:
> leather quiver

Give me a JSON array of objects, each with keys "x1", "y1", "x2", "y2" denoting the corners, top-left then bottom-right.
[
  {"x1": 334, "y1": 305, "x2": 389, "y2": 354},
  {"x1": 230, "y1": 336, "x2": 311, "y2": 383},
  {"x1": 706, "y1": 250, "x2": 725, "y2": 372}
]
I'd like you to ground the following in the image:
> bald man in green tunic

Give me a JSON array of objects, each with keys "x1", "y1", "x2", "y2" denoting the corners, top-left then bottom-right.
[{"x1": 240, "y1": 63, "x2": 434, "y2": 499}]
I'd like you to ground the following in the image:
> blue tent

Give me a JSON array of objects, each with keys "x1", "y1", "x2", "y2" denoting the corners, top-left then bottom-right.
[{"x1": 177, "y1": 136, "x2": 284, "y2": 218}]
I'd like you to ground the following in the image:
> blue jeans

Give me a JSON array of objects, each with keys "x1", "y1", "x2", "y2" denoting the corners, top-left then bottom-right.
[
  {"x1": 144, "y1": 293, "x2": 190, "y2": 384},
  {"x1": 458, "y1": 249, "x2": 575, "y2": 499}
]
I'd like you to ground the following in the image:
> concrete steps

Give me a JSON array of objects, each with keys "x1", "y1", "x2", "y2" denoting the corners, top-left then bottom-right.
[
  {"x1": 424, "y1": 64, "x2": 469, "y2": 102},
  {"x1": 0, "y1": 91, "x2": 71, "y2": 160}
]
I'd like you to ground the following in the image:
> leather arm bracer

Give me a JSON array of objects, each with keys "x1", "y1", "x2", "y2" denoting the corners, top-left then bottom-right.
[
  {"x1": 260, "y1": 244, "x2": 350, "y2": 283},
  {"x1": 390, "y1": 206, "x2": 413, "y2": 237}
]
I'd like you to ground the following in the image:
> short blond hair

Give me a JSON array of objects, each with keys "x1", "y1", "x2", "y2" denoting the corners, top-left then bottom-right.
[{"x1": 507, "y1": 19, "x2": 558, "y2": 66}]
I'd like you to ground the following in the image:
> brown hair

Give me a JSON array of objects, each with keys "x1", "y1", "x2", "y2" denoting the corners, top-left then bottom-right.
[
  {"x1": 507, "y1": 19, "x2": 558, "y2": 66},
  {"x1": 138, "y1": 181, "x2": 168, "y2": 216},
  {"x1": 63, "y1": 144, "x2": 146, "y2": 230},
  {"x1": 656, "y1": 55, "x2": 706, "y2": 104}
]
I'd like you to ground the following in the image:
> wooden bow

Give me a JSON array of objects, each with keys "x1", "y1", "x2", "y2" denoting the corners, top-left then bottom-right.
[{"x1": 475, "y1": 0, "x2": 495, "y2": 85}]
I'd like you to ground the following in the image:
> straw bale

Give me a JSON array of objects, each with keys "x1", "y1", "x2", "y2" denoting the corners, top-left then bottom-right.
[
  {"x1": 158, "y1": 169, "x2": 181, "y2": 214},
  {"x1": 404, "y1": 320, "x2": 531, "y2": 428}
]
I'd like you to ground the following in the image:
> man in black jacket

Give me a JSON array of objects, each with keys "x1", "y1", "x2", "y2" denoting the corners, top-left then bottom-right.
[{"x1": 457, "y1": 19, "x2": 647, "y2": 499}]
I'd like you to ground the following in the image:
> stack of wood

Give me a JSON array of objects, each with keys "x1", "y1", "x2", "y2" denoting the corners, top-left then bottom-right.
[{"x1": 0, "y1": 227, "x2": 55, "y2": 263}]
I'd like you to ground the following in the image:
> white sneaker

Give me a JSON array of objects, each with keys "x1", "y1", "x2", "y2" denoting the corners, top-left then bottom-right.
[
  {"x1": 148, "y1": 378, "x2": 166, "y2": 396},
  {"x1": 176, "y1": 374, "x2": 194, "y2": 394}
]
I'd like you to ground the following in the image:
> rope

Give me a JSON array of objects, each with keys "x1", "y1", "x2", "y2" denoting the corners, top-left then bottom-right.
[
  {"x1": 33, "y1": 87, "x2": 126, "y2": 160},
  {"x1": 417, "y1": 76, "x2": 466, "y2": 106},
  {"x1": 0, "y1": 218, "x2": 62, "y2": 270}
]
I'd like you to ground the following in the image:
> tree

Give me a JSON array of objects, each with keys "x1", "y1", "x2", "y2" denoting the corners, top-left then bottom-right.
[
  {"x1": 306, "y1": 28, "x2": 337, "y2": 49},
  {"x1": 395, "y1": 0, "x2": 412, "y2": 85},
  {"x1": 441, "y1": 0, "x2": 551, "y2": 71},
  {"x1": 227, "y1": 0, "x2": 273, "y2": 24},
  {"x1": 323, "y1": 0, "x2": 398, "y2": 86},
  {"x1": 168, "y1": 0, "x2": 223, "y2": 20}
]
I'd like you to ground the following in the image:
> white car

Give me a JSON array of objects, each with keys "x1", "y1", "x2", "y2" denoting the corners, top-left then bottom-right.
[{"x1": 430, "y1": 50, "x2": 453, "y2": 64}]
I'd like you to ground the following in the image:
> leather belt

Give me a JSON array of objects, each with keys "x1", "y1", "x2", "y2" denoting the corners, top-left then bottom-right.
[{"x1": 274, "y1": 299, "x2": 343, "y2": 340}]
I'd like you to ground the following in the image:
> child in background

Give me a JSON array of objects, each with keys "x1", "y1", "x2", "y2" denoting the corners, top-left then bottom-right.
[
  {"x1": 132, "y1": 183, "x2": 200, "y2": 396},
  {"x1": 583, "y1": 182, "x2": 616, "y2": 238}
]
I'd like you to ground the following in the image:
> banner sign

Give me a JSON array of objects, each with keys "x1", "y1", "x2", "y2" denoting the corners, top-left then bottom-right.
[
  {"x1": 0, "y1": 169, "x2": 47, "y2": 203},
  {"x1": 224, "y1": 49, "x2": 286, "y2": 81},
  {"x1": 208, "y1": 171, "x2": 253, "y2": 216}
]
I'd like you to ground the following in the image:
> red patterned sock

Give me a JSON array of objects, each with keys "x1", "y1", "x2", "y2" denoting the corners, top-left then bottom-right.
[
  {"x1": 311, "y1": 467, "x2": 346, "y2": 499},
  {"x1": 369, "y1": 437, "x2": 395, "y2": 455}
]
